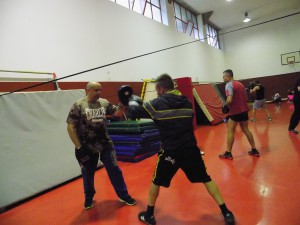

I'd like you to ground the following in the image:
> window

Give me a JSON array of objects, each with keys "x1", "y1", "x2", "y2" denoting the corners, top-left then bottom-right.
[
  {"x1": 206, "y1": 23, "x2": 220, "y2": 49},
  {"x1": 173, "y1": 1, "x2": 199, "y2": 40},
  {"x1": 110, "y1": 0, "x2": 168, "y2": 25}
]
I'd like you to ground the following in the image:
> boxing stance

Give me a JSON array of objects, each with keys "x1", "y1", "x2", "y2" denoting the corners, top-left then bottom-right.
[
  {"x1": 219, "y1": 70, "x2": 259, "y2": 160},
  {"x1": 249, "y1": 80, "x2": 271, "y2": 122},
  {"x1": 121, "y1": 74, "x2": 235, "y2": 225}
]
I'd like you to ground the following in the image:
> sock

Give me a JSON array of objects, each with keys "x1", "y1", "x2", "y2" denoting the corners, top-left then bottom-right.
[
  {"x1": 219, "y1": 203, "x2": 230, "y2": 216},
  {"x1": 146, "y1": 205, "x2": 155, "y2": 217}
]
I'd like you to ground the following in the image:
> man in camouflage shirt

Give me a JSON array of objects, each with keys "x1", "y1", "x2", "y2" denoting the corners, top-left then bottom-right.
[{"x1": 67, "y1": 82, "x2": 136, "y2": 209}]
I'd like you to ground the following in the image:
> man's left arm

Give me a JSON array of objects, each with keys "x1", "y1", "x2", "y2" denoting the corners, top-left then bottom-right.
[
  {"x1": 106, "y1": 102, "x2": 118, "y2": 116},
  {"x1": 105, "y1": 102, "x2": 127, "y2": 120},
  {"x1": 105, "y1": 100, "x2": 151, "y2": 120}
]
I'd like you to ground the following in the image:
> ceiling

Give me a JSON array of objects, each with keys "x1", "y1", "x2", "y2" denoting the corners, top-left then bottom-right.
[{"x1": 177, "y1": 0, "x2": 300, "y2": 29}]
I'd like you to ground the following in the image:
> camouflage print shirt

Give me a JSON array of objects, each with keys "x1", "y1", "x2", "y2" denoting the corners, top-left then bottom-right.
[{"x1": 66, "y1": 97, "x2": 117, "y2": 153}]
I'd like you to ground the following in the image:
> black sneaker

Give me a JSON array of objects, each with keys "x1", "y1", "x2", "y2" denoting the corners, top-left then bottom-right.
[
  {"x1": 119, "y1": 195, "x2": 136, "y2": 206},
  {"x1": 289, "y1": 129, "x2": 299, "y2": 134},
  {"x1": 248, "y1": 149, "x2": 260, "y2": 157},
  {"x1": 84, "y1": 199, "x2": 94, "y2": 210},
  {"x1": 224, "y1": 211, "x2": 235, "y2": 225},
  {"x1": 219, "y1": 151, "x2": 233, "y2": 160},
  {"x1": 138, "y1": 211, "x2": 156, "y2": 225}
]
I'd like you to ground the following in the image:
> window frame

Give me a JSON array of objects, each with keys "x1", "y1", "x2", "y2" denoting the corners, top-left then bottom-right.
[
  {"x1": 110, "y1": 0, "x2": 166, "y2": 25},
  {"x1": 173, "y1": 1, "x2": 200, "y2": 40},
  {"x1": 206, "y1": 23, "x2": 220, "y2": 49}
]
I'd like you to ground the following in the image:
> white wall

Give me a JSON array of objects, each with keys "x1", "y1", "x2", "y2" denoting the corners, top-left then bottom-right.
[
  {"x1": 0, "y1": 0, "x2": 226, "y2": 83},
  {"x1": 222, "y1": 10, "x2": 300, "y2": 80}
]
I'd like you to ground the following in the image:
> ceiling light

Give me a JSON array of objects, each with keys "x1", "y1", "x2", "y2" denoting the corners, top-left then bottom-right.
[{"x1": 243, "y1": 12, "x2": 251, "y2": 23}]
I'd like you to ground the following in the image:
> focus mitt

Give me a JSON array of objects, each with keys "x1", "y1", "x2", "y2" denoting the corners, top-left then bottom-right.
[{"x1": 118, "y1": 85, "x2": 133, "y2": 106}]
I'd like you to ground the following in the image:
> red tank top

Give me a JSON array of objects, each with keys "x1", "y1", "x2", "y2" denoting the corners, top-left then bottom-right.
[{"x1": 225, "y1": 81, "x2": 249, "y2": 115}]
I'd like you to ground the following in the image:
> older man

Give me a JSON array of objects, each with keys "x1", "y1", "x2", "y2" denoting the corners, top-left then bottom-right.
[{"x1": 67, "y1": 82, "x2": 136, "y2": 209}]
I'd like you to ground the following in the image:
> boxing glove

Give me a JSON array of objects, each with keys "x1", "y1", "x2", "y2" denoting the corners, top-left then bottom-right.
[
  {"x1": 222, "y1": 104, "x2": 230, "y2": 114},
  {"x1": 118, "y1": 85, "x2": 133, "y2": 106},
  {"x1": 128, "y1": 95, "x2": 143, "y2": 106}
]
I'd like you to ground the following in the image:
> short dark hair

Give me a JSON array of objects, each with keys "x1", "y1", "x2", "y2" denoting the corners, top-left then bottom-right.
[
  {"x1": 223, "y1": 69, "x2": 233, "y2": 77},
  {"x1": 255, "y1": 80, "x2": 260, "y2": 84},
  {"x1": 156, "y1": 74, "x2": 174, "y2": 90}
]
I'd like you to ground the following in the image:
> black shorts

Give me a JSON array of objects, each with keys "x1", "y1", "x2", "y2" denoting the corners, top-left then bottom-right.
[
  {"x1": 152, "y1": 147, "x2": 211, "y2": 187},
  {"x1": 229, "y1": 111, "x2": 249, "y2": 122}
]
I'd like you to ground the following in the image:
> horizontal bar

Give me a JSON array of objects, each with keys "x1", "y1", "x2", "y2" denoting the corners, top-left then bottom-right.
[{"x1": 0, "y1": 70, "x2": 53, "y2": 75}]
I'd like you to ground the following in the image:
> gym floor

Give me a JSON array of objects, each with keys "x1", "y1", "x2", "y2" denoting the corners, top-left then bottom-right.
[{"x1": 0, "y1": 102, "x2": 299, "y2": 225}]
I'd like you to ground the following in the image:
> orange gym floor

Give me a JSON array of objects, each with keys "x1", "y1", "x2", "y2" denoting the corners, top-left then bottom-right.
[{"x1": 0, "y1": 102, "x2": 299, "y2": 225}]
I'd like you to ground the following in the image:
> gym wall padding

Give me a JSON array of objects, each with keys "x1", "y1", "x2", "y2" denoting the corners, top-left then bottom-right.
[
  {"x1": 216, "y1": 71, "x2": 300, "y2": 101},
  {"x1": 193, "y1": 84, "x2": 225, "y2": 125},
  {"x1": 0, "y1": 81, "x2": 143, "y2": 105},
  {"x1": 0, "y1": 90, "x2": 85, "y2": 210},
  {"x1": 175, "y1": 77, "x2": 197, "y2": 129}
]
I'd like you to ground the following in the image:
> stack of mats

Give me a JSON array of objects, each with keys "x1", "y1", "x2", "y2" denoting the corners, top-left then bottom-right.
[{"x1": 107, "y1": 119, "x2": 161, "y2": 162}]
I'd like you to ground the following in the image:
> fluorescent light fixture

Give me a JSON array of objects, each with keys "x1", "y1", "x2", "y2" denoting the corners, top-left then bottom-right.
[{"x1": 243, "y1": 12, "x2": 251, "y2": 23}]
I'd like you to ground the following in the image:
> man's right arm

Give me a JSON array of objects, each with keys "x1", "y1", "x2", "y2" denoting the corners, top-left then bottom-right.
[
  {"x1": 226, "y1": 95, "x2": 233, "y2": 106},
  {"x1": 126, "y1": 104, "x2": 152, "y2": 120},
  {"x1": 67, "y1": 123, "x2": 81, "y2": 149},
  {"x1": 225, "y1": 83, "x2": 234, "y2": 106}
]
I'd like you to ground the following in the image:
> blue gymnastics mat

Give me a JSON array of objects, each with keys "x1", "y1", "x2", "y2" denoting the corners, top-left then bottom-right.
[{"x1": 107, "y1": 119, "x2": 157, "y2": 134}]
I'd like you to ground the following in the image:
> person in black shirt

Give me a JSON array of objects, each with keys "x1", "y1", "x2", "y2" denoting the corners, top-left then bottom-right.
[
  {"x1": 123, "y1": 74, "x2": 235, "y2": 225},
  {"x1": 250, "y1": 80, "x2": 271, "y2": 122},
  {"x1": 288, "y1": 78, "x2": 300, "y2": 134}
]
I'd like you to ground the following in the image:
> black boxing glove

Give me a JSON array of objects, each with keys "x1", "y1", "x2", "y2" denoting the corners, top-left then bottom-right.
[
  {"x1": 249, "y1": 82, "x2": 255, "y2": 90},
  {"x1": 222, "y1": 104, "x2": 230, "y2": 114},
  {"x1": 75, "y1": 145, "x2": 90, "y2": 165},
  {"x1": 128, "y1": 95, "x2": 143, "y2": 106},
  {"x1": 118, "y1": 85, "x2": 133, "y2": 106}
]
